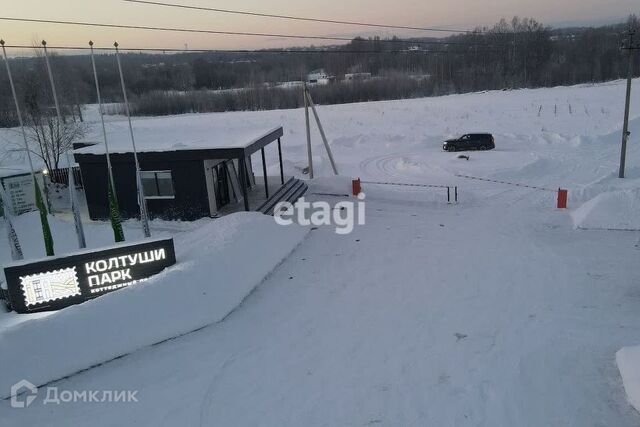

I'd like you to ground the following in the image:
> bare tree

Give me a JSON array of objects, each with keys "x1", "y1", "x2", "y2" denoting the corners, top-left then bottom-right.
[
  {"x1": 26, "y1": 110, "x2": 85, "y2": 171},
  {"x1": 19, "y1": 53, "x2": 86, "y2": 172}
]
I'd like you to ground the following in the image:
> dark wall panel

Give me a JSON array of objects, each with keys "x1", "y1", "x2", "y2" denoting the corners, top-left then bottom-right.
[{"x1": 79, "y1": 157, "x2": 209, "y2": 221}]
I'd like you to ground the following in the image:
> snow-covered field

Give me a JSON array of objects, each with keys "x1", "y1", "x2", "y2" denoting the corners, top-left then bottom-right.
[
  {"x1": 1, "y1": 79, "x2": 640, "y2": 425},
  {"x1": 0, "y1": 213, "x2": 308, "y2": 400}
]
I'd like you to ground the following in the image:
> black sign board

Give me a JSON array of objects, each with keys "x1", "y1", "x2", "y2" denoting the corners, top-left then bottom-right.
[{"x1": 3, "y1": 238, "x2": 176, "y2": 313}]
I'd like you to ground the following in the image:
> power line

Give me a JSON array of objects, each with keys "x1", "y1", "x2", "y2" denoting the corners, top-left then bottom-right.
[
  {"x1": 123, "y1": 0, "x2": 476, "y2": 34},
  {"x1": 0, "y1": 17, "x2": 498, "y2": 48},
  {"x1": 127, "y1": 1, "x2": 584, "y2": 38},
  {"x1": 0, "y1": 43, "x2": 479, "y2": 55}
]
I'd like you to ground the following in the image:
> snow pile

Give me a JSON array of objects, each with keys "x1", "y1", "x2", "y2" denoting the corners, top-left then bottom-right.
[
  {"x1": 0, "y1": 212, "x2": 307, "y2": 399},
  {"x1": 571, "y1": 189, "x2": 640, "y2": 230},
  {"x1": 617, "y1": 346, "x2": 640, "y2": 414}
]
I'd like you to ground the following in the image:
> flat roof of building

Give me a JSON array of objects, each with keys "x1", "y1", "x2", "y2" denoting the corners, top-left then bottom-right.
[{"x1": 75, "y1": 121, "x2": 283, "y2": 156}]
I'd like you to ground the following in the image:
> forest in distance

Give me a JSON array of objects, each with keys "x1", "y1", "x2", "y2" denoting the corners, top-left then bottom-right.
[{"x1": 0, "y1": 14, "x2": 639, "y2": 122}]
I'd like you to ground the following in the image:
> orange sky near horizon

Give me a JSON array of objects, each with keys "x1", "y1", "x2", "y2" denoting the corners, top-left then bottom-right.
[{"x1": 1, "y1": 0, "x2": 638, "y2": 54}]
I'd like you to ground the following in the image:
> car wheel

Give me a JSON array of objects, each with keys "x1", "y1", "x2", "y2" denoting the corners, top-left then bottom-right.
[{"x1": 448, "y1": 145, "x2": 457, "y2": 152}]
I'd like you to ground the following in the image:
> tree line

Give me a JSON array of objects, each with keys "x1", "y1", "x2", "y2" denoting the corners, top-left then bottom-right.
[{"x1": 0, "y1": 14, "x2": 638, "y2": 123}]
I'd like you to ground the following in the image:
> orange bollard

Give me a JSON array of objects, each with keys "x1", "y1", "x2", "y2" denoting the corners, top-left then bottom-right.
[
  {"x1": 352, "y1": 178, "x2": 361, "y2": 196},
  {"x1": 557, "y1": 188, "x2": 568, "y2": 209}
]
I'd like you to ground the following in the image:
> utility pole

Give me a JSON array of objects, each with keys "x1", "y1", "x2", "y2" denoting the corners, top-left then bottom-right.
[
  {"x1": 303, "y1": 82, "x2": 313, "y2": 179},
  {"x1": 619, "y1": 28, "x2": 639, "y2": 178},
  {"x1": 305, "y1": 87, "x2": 339, "y2": 175}
]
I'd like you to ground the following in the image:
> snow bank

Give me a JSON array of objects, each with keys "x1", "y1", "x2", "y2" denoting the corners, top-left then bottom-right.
[
  {"x1": 0, "y1": 212, "x2": 307, "y2": 399},
  {"x1": 571, "y1": 189, "x2": 640, "y2": 230},
  {"x1": 617, "y1": 346, "x2": 640, "y2": 414}
]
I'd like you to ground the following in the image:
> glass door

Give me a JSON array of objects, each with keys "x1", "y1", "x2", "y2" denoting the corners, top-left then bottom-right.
[{"x1": 213, "y1": 162, "x2": 231, "y2": 208}]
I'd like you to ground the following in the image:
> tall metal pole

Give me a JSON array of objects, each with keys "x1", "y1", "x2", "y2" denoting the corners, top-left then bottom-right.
[
  {"x1": 1, "y1": 41, "x2": 37, "y2": 180},
  {"x1": 89, "y1": 41, "x2": 118, "y2": 200},
  {"x1": 303, "y1": 83, "x2": 313, "y2": 179},
  {"x1": 114, "y1": 42, "x2": 151, "y2": 238},
  {"x1": 619, "y1": 29, "x2": 636, "y2": 179},
  {"x1": 305, "y1": 89, "x2": 339, "y2": 175},
  {"x1": 1, "y1": 39, "x2": 53, "y2": 256},
  {"x1": 90, "y1": 41, "x2": 125, "y2": 242},
  {"x1": 42, "y1": 40, "x2": 86, "y2": 249}
]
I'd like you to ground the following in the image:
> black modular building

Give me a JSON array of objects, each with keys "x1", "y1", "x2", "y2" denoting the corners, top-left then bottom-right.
[{"x1": 74, "y1": 126, "x2": 286, "y2": 221}]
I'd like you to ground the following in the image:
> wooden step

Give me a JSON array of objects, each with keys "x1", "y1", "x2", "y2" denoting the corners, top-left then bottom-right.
[{"x1": 256, "y1": 178, "x2": 308, "y2": 216}]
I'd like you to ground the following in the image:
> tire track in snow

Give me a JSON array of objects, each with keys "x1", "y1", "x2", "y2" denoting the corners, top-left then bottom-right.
[
  {"x1": 358, "y1": 151, "x2": 519, "y2": 205},
  {"x1": 358, "y1": 151, "x2": 417, "y2": 180},
  {"x1": 358, "y1": 151, "x2": 451, "y2": 183}
]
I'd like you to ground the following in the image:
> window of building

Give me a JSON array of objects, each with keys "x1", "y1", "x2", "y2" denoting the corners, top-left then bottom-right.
[{"x1": 140, "y1": 171, "x2": 175, "y2": 199}]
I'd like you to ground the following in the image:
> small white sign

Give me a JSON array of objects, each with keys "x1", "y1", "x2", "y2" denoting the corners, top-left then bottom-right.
[
  {"x1": 1, "y1": 173, "x2": 43, "y2": 216},
  {"x1": 20, "y1": 267, "x2": 81, "y2": 306}
]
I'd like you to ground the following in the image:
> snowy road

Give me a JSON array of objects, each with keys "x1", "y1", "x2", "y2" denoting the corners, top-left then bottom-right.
[
  {"x1": 5, "y1": 189, "x2": 640, "y2": 426},
  {"x1": 2, "y1": 80, "x2": 640, "y2": 425}
]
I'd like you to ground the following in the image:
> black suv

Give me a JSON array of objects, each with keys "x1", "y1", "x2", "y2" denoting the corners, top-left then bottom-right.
[{"x1": 443, "y1": 134, "x2": 495, "y2": 152}]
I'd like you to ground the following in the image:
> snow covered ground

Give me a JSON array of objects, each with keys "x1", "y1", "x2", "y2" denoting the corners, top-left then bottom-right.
[
  {"x1": 1, "y1": 79, "x2": 640, "y2": 425},
  {"x1": 618, "y1": 346, "x2": 640, "y2": 415},
  {"x1": 0, "y1": 213, "x2": 308, "y2": 400}
]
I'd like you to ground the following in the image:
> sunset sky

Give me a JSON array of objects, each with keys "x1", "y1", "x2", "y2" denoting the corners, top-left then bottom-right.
[{"x1": 1, "y1": 0, "x2": 638, "y2": 53}]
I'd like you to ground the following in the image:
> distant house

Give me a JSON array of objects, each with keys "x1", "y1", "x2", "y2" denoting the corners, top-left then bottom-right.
[
  {"x1": 344, "y1": 72, "x2": 372, "y2": 82},
  {"x1": 307, "y1": 69, "x2": 334, "y2": 85}
]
